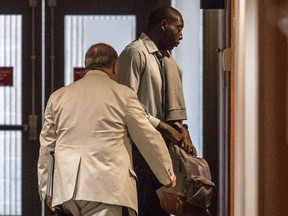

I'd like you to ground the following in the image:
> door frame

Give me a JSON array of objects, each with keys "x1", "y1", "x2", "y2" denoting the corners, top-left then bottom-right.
[
  {"x1": 44, "y1": 0, "x2": 170, "y2": 99},
  {"x1": 0, "y1": 1, "x2": 43, "y2": 215}
]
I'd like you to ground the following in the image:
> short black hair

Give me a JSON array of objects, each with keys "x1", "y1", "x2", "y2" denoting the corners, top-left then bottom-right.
[{"x1": 147, "y1": 5, "x2": 182, "y2": 30}]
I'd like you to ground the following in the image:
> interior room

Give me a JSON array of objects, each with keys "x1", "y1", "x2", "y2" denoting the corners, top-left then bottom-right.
[{"x1": 0, "y1": 0, "x2": 287, "y2": 215}]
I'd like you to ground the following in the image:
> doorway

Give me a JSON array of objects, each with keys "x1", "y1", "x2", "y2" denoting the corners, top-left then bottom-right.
[{"x1": 0, "y1": 0, "x2": 170, "y2": 215}]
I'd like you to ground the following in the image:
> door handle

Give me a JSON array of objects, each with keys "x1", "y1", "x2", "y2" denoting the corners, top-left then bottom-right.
[
  {"x1": 28, "y1": 114, "x2": 38, "y2": 141},
  {"x1": 0, "y1": 115, "x2": 38, "y2": 141}
]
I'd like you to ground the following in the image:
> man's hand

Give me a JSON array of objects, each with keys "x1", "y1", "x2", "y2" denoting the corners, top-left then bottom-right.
[
  {"x1": 156, "y1": 121, "x2": 182, "y2": 144},
  {"x1": 181, "y1": 124, "x2": 198, "y2": 156},
  {"x1": 156, "y1": 121, "x2": 198, "y2": 156},
  {"x1": 46, "y1": 196, "x2": 56, "y2": 212}
]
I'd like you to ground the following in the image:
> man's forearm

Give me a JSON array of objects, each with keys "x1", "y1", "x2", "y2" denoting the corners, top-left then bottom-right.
[{"x1": 156, "y1": 121, "x2": 182, "y2": 144}]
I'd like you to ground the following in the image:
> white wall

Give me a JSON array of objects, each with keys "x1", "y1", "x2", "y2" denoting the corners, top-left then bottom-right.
[
  {"x1": 172, "y1": 0, "x2": 204, "y2": 156},
  {"x1": 234, "y1": 0, "x2": 259, "y2": 215}
]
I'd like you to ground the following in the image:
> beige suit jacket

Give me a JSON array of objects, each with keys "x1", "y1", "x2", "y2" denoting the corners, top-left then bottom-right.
[{"x1": 37, "y1": 70, "x2": 174, "y2": 213}]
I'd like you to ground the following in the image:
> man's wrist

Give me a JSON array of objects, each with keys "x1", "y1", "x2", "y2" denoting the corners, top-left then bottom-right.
[{"x1": 170, "y1": 124, "x2": 181, "y2": 132}]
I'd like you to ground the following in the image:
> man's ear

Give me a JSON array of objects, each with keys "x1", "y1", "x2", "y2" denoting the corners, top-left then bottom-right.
[
  {"x1": 161, "y1": 19, "x2": 168, "y2": 30},
  {"x1": 112, "y1": 62, "x2": 117, "y2": 74}
]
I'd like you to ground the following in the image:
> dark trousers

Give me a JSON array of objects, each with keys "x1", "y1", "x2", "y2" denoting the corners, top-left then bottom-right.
[{"x1": 124, "y1": 145, "x2": 169, "y2": 216}]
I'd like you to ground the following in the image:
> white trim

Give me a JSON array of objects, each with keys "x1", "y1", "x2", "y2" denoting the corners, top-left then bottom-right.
[{"x1": 234, "y1": 0, "x2": 259, "y2": 215}]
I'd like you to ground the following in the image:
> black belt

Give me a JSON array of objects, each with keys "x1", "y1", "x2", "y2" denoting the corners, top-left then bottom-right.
[{"x1": 122, "y1": 206, "x2": 129, "y2": 216}]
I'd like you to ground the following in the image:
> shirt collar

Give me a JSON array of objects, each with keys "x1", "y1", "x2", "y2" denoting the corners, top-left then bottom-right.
[
  {"x1": 140, "y1": 33, "x2": 171, "y2": 58},
  {"x1": 140, "y1": 32, "x2": 159, "y2": 54}
]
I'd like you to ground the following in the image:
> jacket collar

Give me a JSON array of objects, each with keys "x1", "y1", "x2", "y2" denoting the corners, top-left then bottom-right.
[{"x1": 85, "y1": 70, "x2": 110, "y2": 79}]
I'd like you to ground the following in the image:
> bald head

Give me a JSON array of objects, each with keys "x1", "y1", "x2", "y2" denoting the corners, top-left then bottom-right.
[
  {"x1": 84, "y1": 43, "x2": 119, "y2": 80},
  {"x1": 85, "y1": 43, "x2": 118, "y2": 71}
]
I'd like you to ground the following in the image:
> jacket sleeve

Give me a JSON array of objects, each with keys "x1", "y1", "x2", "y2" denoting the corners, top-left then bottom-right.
[
  {"x1": 37, "y1": 97, "x2": 57, "y2": 200},
  {"x1": 126, "y1": 91, "x2": 175, "y2": 185}
]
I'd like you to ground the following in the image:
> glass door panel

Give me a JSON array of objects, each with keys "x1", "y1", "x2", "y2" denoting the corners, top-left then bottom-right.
[
  {"x1": 64, "y1": 15, "x2": 136, "y2": 85},
  {"x1": 0, "y1": 15, "x2": 22, "y2": 215}
]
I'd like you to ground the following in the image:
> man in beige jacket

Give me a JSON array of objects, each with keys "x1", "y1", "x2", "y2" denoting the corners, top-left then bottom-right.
[{"x1": 37, "y1": 43, "x2": 176, "y2": 216}]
